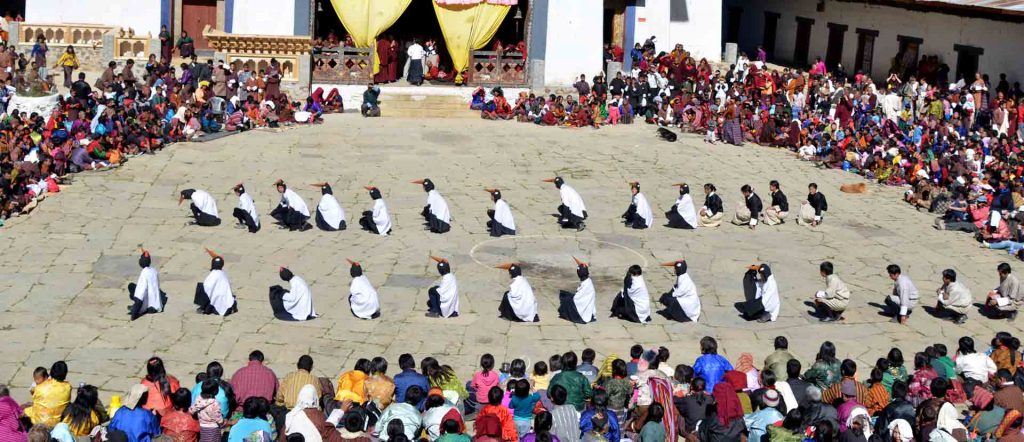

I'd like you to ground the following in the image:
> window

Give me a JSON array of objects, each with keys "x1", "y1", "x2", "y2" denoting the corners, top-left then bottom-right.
[
  {"x1": 762, "y1": 12, "x2": 780, "y2": 61},
  {"x1": 854, "y1": 29, "x2": 878, "y2": 76},
  {"x1": 794, "y1": 17, "x2": 814, "y2": 66},
  {"x1": 825, "y1": 23, "x2": 848, "y2": 70},
  {"x1": 670, "y1": 0, "x2": 689, "y2": 22}
]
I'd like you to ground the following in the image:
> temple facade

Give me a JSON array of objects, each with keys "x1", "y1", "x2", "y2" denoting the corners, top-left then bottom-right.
[{"x1": 12, "y1": 0, "x2": 722, "y2": 96}]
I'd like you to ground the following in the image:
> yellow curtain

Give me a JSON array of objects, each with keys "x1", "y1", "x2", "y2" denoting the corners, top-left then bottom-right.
[
  {"x1": 328, "y1": 0, "x2": 411, "y2": 74},
  {"x1": 432, "y1": 2, "x2": 510, "y2": 83}
]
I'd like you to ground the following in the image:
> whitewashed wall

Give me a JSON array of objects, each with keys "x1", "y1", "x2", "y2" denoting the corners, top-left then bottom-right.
[
  {"x1": 26, "y1": 0, "x2": 161, "y2": 36},
  {"x1": 724, "y1": 0, "x2": 1024, "y2": 84},
  {"x1": 543, "y1": 0, "x2": 604, "y2": 86},
  {"x1": 233, "y1": 0, "x2": 296, "y2": 36},
  {"x1": 633, "y1": 0, "x2": 722, "y2": 62}
]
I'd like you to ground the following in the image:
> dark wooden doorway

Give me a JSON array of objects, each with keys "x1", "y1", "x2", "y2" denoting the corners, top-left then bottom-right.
[
  {"x1": 762, "y1": 12, "x2": 779, "y2": 61},
  {"x1": 825, "y1": 23, "x2": 846, "y2": 71},
  {"x1": 182, "y1": 0, "x2": 217, "y2": 49},
  {"x1": 854, "y1": 29, "x2": 877, "y2": 76},
  {"x1": 955, "y1": 45, "x2": 983, "y2": 84},
  {"x1": 725, "y1": 6, "x2": 742, "y2": 44},
  {"x1": 794, "y1": 17, "x2": 813, "y2": 67}
]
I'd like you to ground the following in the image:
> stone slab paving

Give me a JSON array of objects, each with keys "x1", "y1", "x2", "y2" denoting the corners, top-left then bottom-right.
[{"x1": 2, "y1": 116, "x2": 1022, "y2": 399}]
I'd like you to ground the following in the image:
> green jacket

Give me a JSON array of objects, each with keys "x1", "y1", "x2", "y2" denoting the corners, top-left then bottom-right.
[
  {"x1": 763, "y1": 349, "x2": 797, "y2": 381},
  {"x1": 550, "y1": 370, "x2": 593, "y2": 411}
]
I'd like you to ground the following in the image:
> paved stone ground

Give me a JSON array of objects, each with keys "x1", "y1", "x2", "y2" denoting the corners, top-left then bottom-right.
[{"x1": 2, "y1": 116, "x2": 1022, "y2": 400}]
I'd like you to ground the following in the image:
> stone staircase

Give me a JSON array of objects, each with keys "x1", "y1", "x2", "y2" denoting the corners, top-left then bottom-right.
[{"x1": 377, "y1": 93, "x2": 479, "y2": 119}]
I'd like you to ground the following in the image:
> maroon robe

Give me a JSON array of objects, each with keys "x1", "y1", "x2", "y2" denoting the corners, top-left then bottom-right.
[
  {"x1": 387, "y1": 43, "x2": 399, "y2": 82},
  {"x1": 374, "y1": 38, "x2": 390, "y2": 83}
]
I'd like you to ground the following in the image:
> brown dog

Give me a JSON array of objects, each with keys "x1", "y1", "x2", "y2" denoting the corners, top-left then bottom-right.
[{"x1": 840, "y1": 183, "x2": 868, "y2": 194}]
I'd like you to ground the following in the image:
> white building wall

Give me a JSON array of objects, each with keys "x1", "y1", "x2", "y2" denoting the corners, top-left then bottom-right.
[
  {"x1": 634, "y1": 0, "x2": 722, "y2": 61},
  {"x1": 724, "y1": 0, "x2": 1024, "y2": 84},
  {"x1": 26, "y1": 0, "x2": 161, "y2": 36},
  {"x1": 233, "y1": 0, "x2": 296, "y2": 36},
  {"x1": 543, "y1": 0, "x2": 604, "y2": 86}
]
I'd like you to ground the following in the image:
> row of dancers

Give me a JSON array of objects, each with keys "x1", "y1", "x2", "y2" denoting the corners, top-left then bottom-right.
[
  {"x1": 177, "y1": 177, "x2": 830, "y2": 237},
  {"x1": 126, "y1": 247, "x2": 760, "y2": 324}
]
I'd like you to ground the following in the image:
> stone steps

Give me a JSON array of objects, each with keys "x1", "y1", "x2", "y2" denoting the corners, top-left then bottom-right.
[{"x1": 377, "y1": 94, "x2": 478, "y2": 119}]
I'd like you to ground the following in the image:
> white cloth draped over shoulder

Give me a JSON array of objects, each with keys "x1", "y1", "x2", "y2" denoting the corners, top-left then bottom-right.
[
  {"x1": 372, "y1": 199, "x2": 392, "y2": 235},
  {"x1": 134, "y1": 266, "x2": 163, "y2": 312},
  {"x1": 349, "y1": 275, "x2": 381, "y2": 319},
  {"x1": 191, "y1": 190, "x2": 219, "y2": 218},
  {"x1": 282, "y1": 188, "x2": 310, "y2": 217},
  {"x1": 508, "y1": 275, "x2": 538, "y2": 321},
  {"x1": 675, "y1": 194, "x2": 698, "y2": 227},
  {"x1": 427, "y1": 190, "x2": 451, "y2": 224},
  {"x1": 574, "y1": 277, "x2": 597, "y2": 322},
  {"x1": 757, "y1": 275, "x2": 781, "y2": 321},
  {"x1": 317, "y1": 193, "x2": 346, "y2": 229},
  {"x1": 203, "y1": 269, "x2": 235, "y2": 315},
  {"x1": 559, "y1": 184, "x2": 587, "y2": 218},
  {"x1": 624, "y1": 275, "x2": 651, "y2": 320},
  {"x1": 633, "y1": 192, "x2": 654, "y2": 227},
  {"x1": 493, "y1": 199, "x2": 516, "y2": 231},
  {"x1": 671, "y1": 273, "x2": 701, "y2": 321},
  {"x1": 435, "y1": 273, "x2": 459, "y2": 317},
  {"x1": 283, "y1": 275, "x2": 316, "y2": 320}
]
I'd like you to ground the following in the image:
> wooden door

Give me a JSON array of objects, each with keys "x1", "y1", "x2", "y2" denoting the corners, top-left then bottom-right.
[
  {"x1": 762, "y1": 15, "x2": 778, "y2": 61},
  {"x1": 794, "y1": 21, "x2": 812, "y2": 67},
  {"x1": 825, "y1": 27, "x2": 845, "y2": 70},
  {"x1": 182, "y1": 0, "x2": 217, "y2": 49}
]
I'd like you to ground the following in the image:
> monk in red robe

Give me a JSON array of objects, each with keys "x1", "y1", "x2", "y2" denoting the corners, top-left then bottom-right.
[
  {"x1": 374, "y1": 36, "x2": 391, "y2": 84},
  {"x1": 387, "y1": 38, "x2": 399, "y2": 82}
]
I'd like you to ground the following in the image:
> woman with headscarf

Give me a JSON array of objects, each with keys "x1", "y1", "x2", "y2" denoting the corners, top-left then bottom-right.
[
  {"x1": 284, "y1": 385, "x2": 342, "y2": 442},
  {"x1": 886, "y1": 418, "x2": 914, "y2": 442},
  {"x1": 739, "y1": 263, "x2": 781, "y2": 323},
  {"x1": 709, "y1": 383, "x2": 745, "y2": 436}
]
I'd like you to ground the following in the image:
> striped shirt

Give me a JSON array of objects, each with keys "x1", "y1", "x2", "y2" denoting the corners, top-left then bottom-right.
[
  {"x1": 821, "y1": 377, "x2": 869, "y2": 406},
  {"x1": 275, "y1": 369, "x2": 320, "y2": 408},
  {"x1": 230, "y1": 361, "x2": 279, "y2": 409},
  {"x1": 551, "y1": 404, "x2": 581, "y2": 442}
]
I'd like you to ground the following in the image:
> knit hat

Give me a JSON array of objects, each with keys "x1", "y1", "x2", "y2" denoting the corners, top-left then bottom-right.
[{"x1": 762, "y1": 389, "x2": 780, "y2": 407}]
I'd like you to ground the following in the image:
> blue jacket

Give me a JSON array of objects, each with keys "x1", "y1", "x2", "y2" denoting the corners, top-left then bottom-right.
[
  {"x1": 693, "y1": 354, "x2": 733, "y2": 392},
  {"x1": 394, "y1": 369, "x2": 430, "y2": 403},
  {"x1": 580, "y1": 408, "x2": 621, "y2": 442},
  {"x1": 108, "y1": 406, "x2": 160, "y2": 442}
]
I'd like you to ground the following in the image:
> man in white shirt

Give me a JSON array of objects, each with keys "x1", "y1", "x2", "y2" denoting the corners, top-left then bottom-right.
[
  {"x1": 406, "y1": 39, "x2": 424, "y2": 86},
  {"x1": 954, "y1": 337, "x2": 997, "y2": 383}
]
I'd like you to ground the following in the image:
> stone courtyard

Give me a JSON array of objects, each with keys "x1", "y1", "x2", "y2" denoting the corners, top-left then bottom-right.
[{"x1": 1, "y1": 115, "x2": 1021, "y2": 399}]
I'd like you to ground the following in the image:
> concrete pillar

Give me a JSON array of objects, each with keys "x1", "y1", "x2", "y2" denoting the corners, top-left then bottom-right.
[
  {"x1": 149, "y1": 38, "x2": 161, "y2": 57},
  {"x1": 102, "y1": 32, "x2": 116, "y2": 62},
  {"x1": 8, "y1": 21, "x2": 20, "y2": 46},
  {"x1": 724, "y1": 42, "x2": 738, "y2": 65}
]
